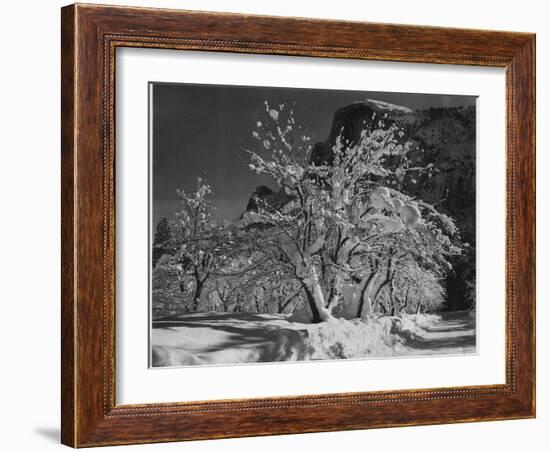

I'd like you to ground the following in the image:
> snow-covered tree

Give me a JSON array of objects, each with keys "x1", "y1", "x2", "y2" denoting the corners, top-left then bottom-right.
[
  {"x1": 152, "y1": 217, "x2": 173, "y2": 267},
  {"x1": 170, "y1": 177, "x2": 228, "y2": 311},
  {"x1": 241, "y1": 102, "x2": 461, "y2": 322}
]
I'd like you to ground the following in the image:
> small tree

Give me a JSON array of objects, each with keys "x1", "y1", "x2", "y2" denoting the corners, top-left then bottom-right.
[
  {"x1": 171, "y1": 177, "x2": 225, "y2": 311},
  {"x1": 152, "y1": 217, "x2": 173, "y2": 267}
]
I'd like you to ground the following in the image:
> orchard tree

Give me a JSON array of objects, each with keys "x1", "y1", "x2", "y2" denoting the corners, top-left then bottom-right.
[
  {"x1": 241, "y1": 101, "x2": 462, "y2": 322},
  {"x1": 152, "y1": 217, "x2": 173, "y2": 267},
  {"x1": 171, "y1": 177, "x2": 230, "y2": 311}
]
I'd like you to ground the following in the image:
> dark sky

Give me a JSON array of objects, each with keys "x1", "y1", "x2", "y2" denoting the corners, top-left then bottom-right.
[{"x1": 151, "y1": 82, "x2": 475, "y2": 226}]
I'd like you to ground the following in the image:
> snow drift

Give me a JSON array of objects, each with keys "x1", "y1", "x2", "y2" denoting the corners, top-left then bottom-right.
[{"x1": 150, "y1": 311, "x2": 475, "y2": 367}]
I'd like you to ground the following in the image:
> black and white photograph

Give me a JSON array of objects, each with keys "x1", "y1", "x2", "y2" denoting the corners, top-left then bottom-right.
[{"x1": 149, "y1": 82, "x2": 477, "y2": 367}]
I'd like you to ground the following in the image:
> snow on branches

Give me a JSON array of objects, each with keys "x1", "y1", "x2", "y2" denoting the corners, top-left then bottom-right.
[
  {"x1": 241, "y1": 102, "x2": 463, "y2": 322},
  {"x1": 153, "y1": 101, "x2": 464, "y2": 322}
]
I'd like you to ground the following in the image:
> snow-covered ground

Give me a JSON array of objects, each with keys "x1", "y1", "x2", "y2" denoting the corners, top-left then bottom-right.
[{"x1": 151, "y1": 311, "x2": 476, "y2": 367}]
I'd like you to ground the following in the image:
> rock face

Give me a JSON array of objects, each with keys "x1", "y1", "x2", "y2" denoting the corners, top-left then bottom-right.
[
  {"x1": 245, "y1": 186, "x2": 275, "y2": 212},
  {"x1": 244, "y1": 185, "x2": 294, "y2": 213},
  {"x1": 407, "y1": 106, "x2": 476, "y2": 310},
  {"x1": 311, "y1": 100, "x2": 475, "y2": 205},
  {"x1": 311, "y1": 100, "x2": 414, "y2": 166}
]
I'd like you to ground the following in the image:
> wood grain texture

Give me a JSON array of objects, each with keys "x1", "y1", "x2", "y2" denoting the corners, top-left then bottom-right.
[
  {"x1": 60, "y1": 5, "x2": 76, "y2": 447},
  {"x1": 61, "y1": 3, "x2": 536, "y2": 447}
]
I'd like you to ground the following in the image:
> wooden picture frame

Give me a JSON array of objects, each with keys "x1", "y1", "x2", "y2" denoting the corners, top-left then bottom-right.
[{"x1": 61, "y1": 3, "x2": 536, "y2": 447}]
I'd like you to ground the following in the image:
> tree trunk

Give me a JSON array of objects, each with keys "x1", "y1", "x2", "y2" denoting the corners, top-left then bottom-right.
[
  {"x1": 373, "y1": 279, "x2": 389, "y2": 307},
  {"x1": 300, "y1": 266, "x2": 333, "y2": 323},
  {"x1": 326, "y1": 274, "x2": 342, "y2": 313},
  {"x1": 302, "y1": 286, "x2": 321, "y2": 323},
  {"x1": 402, "y1": 287, "x2": 410, "y2": 314},
  {"x1": 356, "y1": 273, "x2": 378, "y2": 319},
  {"x1": 192, "y1": 277, "x2": 204, "y2": 311},
  {"x1": 388, "y1": 276, "x2": 397, "y2": 316},
  {"x1": 372, "y1": 255, "x2": 394, "y2": 315}
]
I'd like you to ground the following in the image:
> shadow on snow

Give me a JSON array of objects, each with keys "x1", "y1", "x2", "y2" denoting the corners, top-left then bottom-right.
[{"x1": 152, "y1": 312, "x2": 311, "y2": 362}]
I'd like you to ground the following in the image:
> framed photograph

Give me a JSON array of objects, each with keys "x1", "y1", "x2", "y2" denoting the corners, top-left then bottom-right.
[{"x1": 61, "y1": 3, "x2": 536, "y2": 447}]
